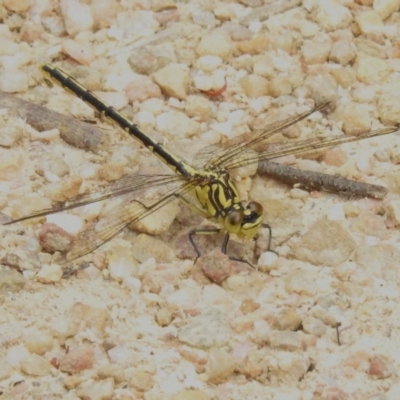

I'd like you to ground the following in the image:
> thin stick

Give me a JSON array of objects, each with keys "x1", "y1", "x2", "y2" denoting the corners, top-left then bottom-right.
[
  {"x1": 0, "y1": 91, "x2": 105, "y2": 151},
  {"x1": 258, "y1": 160, "x2": 388, "y2": 199}
]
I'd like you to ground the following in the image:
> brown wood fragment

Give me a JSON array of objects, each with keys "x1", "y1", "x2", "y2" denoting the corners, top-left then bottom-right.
[
  {"x1": 258, "y1": 160, "x2": 388, "y2": 199},
  {"x1": 0, "y1": 91, "x2": 105, "y2": 151}
]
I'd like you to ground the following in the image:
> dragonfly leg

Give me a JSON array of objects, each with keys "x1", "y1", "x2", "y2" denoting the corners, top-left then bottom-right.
[
  {"x1": 261, "y1": 223, "x2": 279, "y2": 256},
  {"x1": 189, "y1": 229, "x2": 255, "y2": 268},
  {"x1": 188, "y1": 227, "x2": 221, "y2": 259}
]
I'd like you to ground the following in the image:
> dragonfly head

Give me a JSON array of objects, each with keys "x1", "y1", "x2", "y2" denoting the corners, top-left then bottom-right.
[{"x1": 225, "y1": 201, "x2": 264, "y2": 239}]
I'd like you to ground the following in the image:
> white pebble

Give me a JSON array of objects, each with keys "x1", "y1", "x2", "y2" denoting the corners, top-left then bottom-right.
[
  {"x1": 196, "y1": 55, "x2": 223, "y2": 72},
  {"x1": 46, "y1": 213, "x2": 84, "y2": 235},
  {"x1": 37, "y1": 264, "x2": 63, "y2": 283},
  {"x1": 60, "y1": 0, "x2": 94, "y2": 36},
  {"x1": 0, "y1": 70, "x2": 28, "y2": 93},
  {"x1": 108, "y1": 246, "x2": 138, "y2": 280}
]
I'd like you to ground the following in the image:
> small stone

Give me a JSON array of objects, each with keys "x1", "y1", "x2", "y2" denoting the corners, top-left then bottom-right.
[
  {"x1": 240, "y1": 74, "x2": 269, "y2": 98},
  {"x1": 131, "y1": 234, "x2": 175, "y2": 263},
  {"x1": 37, "y1": 154, "x2": 70, "y2": 178},
  {"x1": 377, "y1": 89, "x2": 400, "y2": 125},
  {"x1": 302, "y1": 316, "x2": 326, "y2": 336},
  {"x1": 257, "y1": 251, "x2": 279, "y2": 272},
  {"x1": 129, "y1": 368, "x2": 154, "y2": 392},
  {"x1": 76, "y1": 378, "x2": 114, "y2": 400},
  {"x1": 311, "y1": 306, "x2": 338, "y2": 327},
  {"x1": 352, "y1": 84, "x2": 376, "y2": 103},
  {"x1": 0, "y1": 358, "x2": 14, "y2": 380},
  {"x1": 46, "y1": 175, "x2": 82, "y2": 202},
  {"x1": 284, "y1": 271, "x2": 316, "y2": 296},
  {"x1": 206, "y1": 347, "x2": 236, "y2": 384},
  {"x1": 152, "y1": 64, "x2": 190, "y2": 100},
  {"x1": 46, "y1": 213, "x2": 84, "y2": 236},
  {"x1": 191, "y1": 10, "x2": 217, "y2": 28},
  {"x1": 240, "y1": 299, "x2": 260, "y2": 314},
  {"x1": 253, "y1": 55, "x2": 274, "y2": 79},
  {"x1": 60, "y1": 0, "x2": 94, "y2": 36},
  {"x1": 39, "y1": 223, "x2": 74, "y2": 253},
  {"x1": 171, "y1": 390, "x2": 212, "y2": 400},
  {"x1": 20, "y1": 353, "x2": 51, "y2": 376},
  {"x1": 236, "y1": 33, "x2": 269, "y2": 55},
  {"x1": 355, "y1": 53, "x2": 389, "y2": 84},
  {"x1": 155, "y1": 110, "x2": 199, "y2": 137},
  {"x1": 330, "y1": 66, "x2": 356, "y2": 88},
  {"x1": 178, "y1": 308, "x2": 231, "y2": 348},
  {"x1": 368, "y1": 355, "x2": 392, "y2": 379},
  {"x1": 98, "y1": 162, "x2": 124, "y2": 181},
  {"x1": 128, "y1": 44, "x2": 177, "y2": 75},
  {"x1": 310, "y1": 0, "x2": 353, "y2": 31},
  {"x1": 108, "y1": 246, "x2": 138, "y2": 281},
  {"x1": 329, "y1": 39, "x2": 356, "y2": 65},
  {"x1": 271, "y1": 309, "x2": 302, "y2": 331},
  {"x1": 197, "y1": 32, "x2": 233, "y2": 60},
  {"x1": 0, "y1": 70, "x2": 28, "y2": 93},
  {"x1": 90, "y1": 0, "x2": 119, "y2": 29},
  {"x1": 185, "y1": 95, "x2": 212, "y2": 120},
  {"x1": 0, "y1": 269, "x2": 25, "y2": 294},
  {"x1": 301, "y1": 40, "x2": 332, "y2": 64},
  {"x1": 69, "y1": 302, "x2": 109, "y2": 333},
  {"x1": 23, "y1": 329, "x2": 54, "y2": 355},
  {"x1": 304, "y1": 73, "x2": 338, "y2": 104},
  {"x1": 355, "y1": 10, "x2": 384, "y2": 35},
  {"x1": 62, "y1": 39, "x2": 94, "y2": 65},
  {"x1": 290, "y1": 219, "x2": 356, "y2": 267},
  {"x1": 36, "y1": 264, "x2": 63, "y2": 283},
  {"x1": 155, "y1": 307, "x2": 172, "y2": 326},
  {"x1": 373, "y1": 0, "x2": 400, "y2": 20},
  {"x1": 268, "y1": 330, "x2": 303, "y2": 351},
  {"x1": 196, "y1": 55, "x2": 222, "y2": 72},
  {"x1": 4, "y1": 0, "x2": 31, "y2": 12},
  {"x1": 167, "y1": 286, "x2": 201, "y2": 311},
  {"x1": 125, "y1": 76, "x2": 162, "y2": 102},
  {"x1": 0, "y1": 124, "x2": 23, "y2": 147},
  {"x1": 197, "y1": 249, "x2": 236, "y2": 284},
  {"x1": 356, "y1": 38, "x2": 387, "y2": 59},
  {"x1": 323, "y1": 147, "x2": 348, "y2": 166},
  {"x1": 98, "y1": 363, "x2": 126, "y2": 383},
  {"x1": 59, "y1": 344, "x2": 94, "y2": 373},
  {"x1": 268, "y1": 76, "x2": 292, "y2": 98},
  {"x1": 141, "y1": 266, "x2": 181, "y2": 294},
  {"x1": 332, "y1": 102, "x2": 371, "y2": 135}
]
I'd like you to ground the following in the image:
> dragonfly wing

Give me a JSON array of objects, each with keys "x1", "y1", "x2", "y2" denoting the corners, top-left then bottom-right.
[
  {"x1": 193, "y1": 103, "x2": 329, "y2": 170},
  {"x1": 61, "y1": 177, "x2": 200, "y2": 262},
  {"x1": 220, "y1": 126, "x2": 399, "y2": 170},
  {"x1": 4, "y1": 174, "x2": 184, "y2": 224}
]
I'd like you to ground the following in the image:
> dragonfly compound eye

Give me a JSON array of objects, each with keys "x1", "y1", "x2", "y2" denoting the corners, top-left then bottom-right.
[
  {"x1": 247, "y1": 201, "x2": 263, "y2": 215},
  {"x1": 227, "y1": 210, "x2": 244, "y2": 227}
]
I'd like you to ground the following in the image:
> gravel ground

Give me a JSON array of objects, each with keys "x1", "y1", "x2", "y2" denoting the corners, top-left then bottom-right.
[{"x1": 1, "y1": 0, "x2": 400, "y2": 399}]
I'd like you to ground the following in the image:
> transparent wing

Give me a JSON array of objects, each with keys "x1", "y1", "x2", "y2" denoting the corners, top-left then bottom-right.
[
  {"x1": 219, "y1": 126, "x2": 399, "y2": 170},
  {"x1": 4, "y1": 174, "x2": 185, "y2": 224},
  {"x1": 193, "y1": 103, "x2": 329, "y2": 169},
  {"x1": 63, "y1": 178, "x2": 198, "y2": 262},
  {"x1": 193, "y1": 103, "x2": 398, "y2": 171}
]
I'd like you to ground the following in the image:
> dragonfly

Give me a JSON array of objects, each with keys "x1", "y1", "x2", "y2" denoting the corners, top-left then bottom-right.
[{"x1": 4, "y1": 64, "x2": 398, "y2": 264}]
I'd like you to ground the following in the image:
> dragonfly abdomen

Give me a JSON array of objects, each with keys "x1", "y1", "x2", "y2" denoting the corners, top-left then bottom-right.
[{"x1": 40, "y1": 63, "x2": 190, "y2": 177}]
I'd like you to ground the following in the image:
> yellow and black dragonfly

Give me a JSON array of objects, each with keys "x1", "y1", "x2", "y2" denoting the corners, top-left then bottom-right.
[{"x1": 4, "y1": 64, "x2": 398, "y2": 263}]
